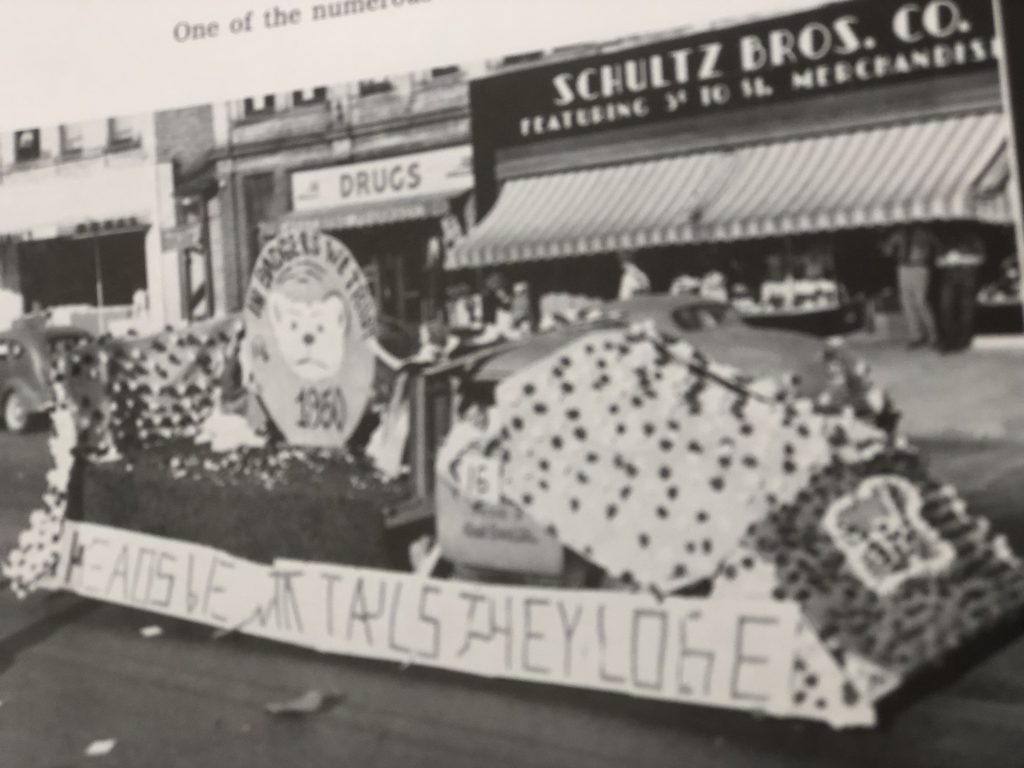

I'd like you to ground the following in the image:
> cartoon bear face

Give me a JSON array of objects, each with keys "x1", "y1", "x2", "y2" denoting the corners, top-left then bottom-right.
[
  {"x1": 269, "y1": 291, "x2": 348, "y2": 381},
  {"x1": 823, "y1": 475, "x2": 954, "y2": 596}
]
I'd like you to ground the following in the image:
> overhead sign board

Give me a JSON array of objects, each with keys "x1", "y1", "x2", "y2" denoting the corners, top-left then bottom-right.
[
  {"x1": 291, "y1": 145, "x2": 473, "y2": 213},
  {"x1": 471, "y1": 0, "x2": 998, "y2": 152}
]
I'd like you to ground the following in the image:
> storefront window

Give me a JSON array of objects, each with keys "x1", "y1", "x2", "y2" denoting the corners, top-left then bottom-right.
[
  {"x1": 499, "y1": 51, "x2": 542, "y2": 67},
  {"x1": 358, "y1": 79, "x2": 394, "y2": 97},
  {"x1": 292, "y1": 87, "x2": 327, "y2": 107},
  {"x1": 18, "y1": 232, "x2": 148, "y2": 310},
  {"x1": 429, "y1": 65, "x2": 460, "y2": 80},
  {"x1": 243, "y1": 95, "x2": 276, "y2": 117},
  {"x1": 107, "y1": 116, "x2": 142, "y2": 150},
  {"x1": 60, "y1": 124, "x2": 84, "y2": 157},
  {"x1": 14, "y1": 129, "x2": 40, "y2": 163}
]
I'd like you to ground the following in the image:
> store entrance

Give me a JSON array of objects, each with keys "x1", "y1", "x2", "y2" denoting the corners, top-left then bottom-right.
[{"x1": 328, "y1": 220, "x2": 434, "y2": 328}]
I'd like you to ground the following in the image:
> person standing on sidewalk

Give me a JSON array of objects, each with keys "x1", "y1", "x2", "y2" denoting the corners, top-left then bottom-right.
[
  {"x1": 881, "y1": 225, "x2": 941, "y2": 349},
  {"x1": 935, "y1": 226, "x2": 985, "y2": 352},
  {"x1": 617, "y1": 251, "x2": 651, "y2": 300}
]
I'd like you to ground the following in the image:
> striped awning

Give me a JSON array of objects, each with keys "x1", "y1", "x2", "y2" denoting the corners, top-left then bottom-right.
[
  {"x1": 446, "y1": 152, "x2": 729, "y2": 268},
  {"x1": 698, "y1": 111, "x2": 1010, "y2": 240},
  {"x1": 447, "y1": 111, "x2": 1010, "y2": 270}
]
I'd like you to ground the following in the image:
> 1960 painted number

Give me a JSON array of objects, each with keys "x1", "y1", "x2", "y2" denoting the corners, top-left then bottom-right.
[{"x1": 296, "y1": 386, "x2": 347, "y2": 431}]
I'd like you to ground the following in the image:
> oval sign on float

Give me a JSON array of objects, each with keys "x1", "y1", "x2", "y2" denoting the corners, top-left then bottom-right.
[{"x1": 243, "y1": 227, "x2": 377, "y2": 448}]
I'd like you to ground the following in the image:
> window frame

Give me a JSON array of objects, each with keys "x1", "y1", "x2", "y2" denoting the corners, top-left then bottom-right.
[
  {"x1": 358, "y1": 79, "x2": 394, "y2": 97},
  {"x1": 242, "y1": 95, "x2": 277, "y2": 117},
  {"x1": 428, "y1": 65, "x2": 461, "y2": 80},
  {"x1": 59, "y1": 124, "x2": 85, "y2": 157},
  {"x1": 292, "y1": 87, "x2": 328, "y2": 107},
  {"x1": 13, "y1": 129, "x2": 41, "y2": 163},
  {"x1": 107, "y1": 116, "x2": 142, "y2": 151}
]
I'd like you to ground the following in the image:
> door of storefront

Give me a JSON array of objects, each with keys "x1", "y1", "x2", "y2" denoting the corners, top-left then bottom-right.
[{"x1": 333, "y1": 221, "x2": 428, "y2": 327}]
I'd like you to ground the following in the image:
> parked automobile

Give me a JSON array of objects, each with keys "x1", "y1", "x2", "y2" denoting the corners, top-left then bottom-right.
[{"x1": 0, "y1": 324, "x2": 93, "y2": 432}]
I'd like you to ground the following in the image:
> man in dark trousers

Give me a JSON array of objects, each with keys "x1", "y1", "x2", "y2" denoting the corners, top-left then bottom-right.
[
  {"x1": 881, "y1": 225, "x2": 941, "y2": 349},
  {"x1": 935, "y1": 227, "x2": 985, "y2": 352}
]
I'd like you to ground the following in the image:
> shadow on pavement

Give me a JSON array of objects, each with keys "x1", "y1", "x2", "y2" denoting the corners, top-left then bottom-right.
[{"x1": 0, "y1": 597, "x2": 99, "y2": 675}]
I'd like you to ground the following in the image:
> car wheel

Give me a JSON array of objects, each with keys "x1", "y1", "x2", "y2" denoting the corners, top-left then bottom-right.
[{"x1": 3, "y1": 391, "x2": 30, "y2": 433}]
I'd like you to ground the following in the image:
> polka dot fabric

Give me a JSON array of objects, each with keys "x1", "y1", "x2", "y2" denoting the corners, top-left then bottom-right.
[
  {"x1": 55, "y1": 318, "x2": 237, "y2": 455},
  {"x1": 487, "y1": 324, "x2": 848, "y2": 592},
  {"x1": 716, "y1": 448, "x2": 1024, "y2": 684}
]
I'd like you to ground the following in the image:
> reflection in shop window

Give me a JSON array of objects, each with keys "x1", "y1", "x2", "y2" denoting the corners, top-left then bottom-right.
[
  {"x1": 108, "y1": 116, "x2": 142, "y2": 150},
  {"x1": 14, "y1": 129, "x2": 41, "y2": 162},
  {"x1": 60, "y1": 124, "x2": 84, "y2": 157}
]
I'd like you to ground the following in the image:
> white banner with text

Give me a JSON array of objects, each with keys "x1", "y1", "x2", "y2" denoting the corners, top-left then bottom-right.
[{"x1": 55, "y1": 521, "x2": 813, "y2": 720}]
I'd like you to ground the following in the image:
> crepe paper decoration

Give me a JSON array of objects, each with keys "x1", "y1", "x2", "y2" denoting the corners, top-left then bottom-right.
[
  {"x1": 1, "y1": 379, "x2": 78, "y2": 598},
  {"x1": 431, "y1": 321, "x2": 1024, "y2": 722},
  {"x1": 715, "y1": 449, "x2": 1024, "y2": 690},
  {"x1": 410, "y1": 538, "x2": 442, "y2": 576},
  {"x1": 464, "y1": 323, "x2": 858, "y2": 593},
  {"x1": 84, "y1": 739, "x2": 117, "y2": 757}
]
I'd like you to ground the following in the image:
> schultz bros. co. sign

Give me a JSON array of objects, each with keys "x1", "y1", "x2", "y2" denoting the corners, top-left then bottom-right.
[{"x1": 469, "y1": 0, "x2": 999, "y2": 209}]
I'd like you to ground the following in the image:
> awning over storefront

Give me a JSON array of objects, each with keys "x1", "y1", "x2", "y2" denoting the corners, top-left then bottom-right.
[
  {"x1": 446, "y1": 152, "x2": 727, "y2": 268},
  {"x1": 0, "y1": 215, "x2": 151, "y2": 246},
  {"x1": 276, "y1": 193, "x2": 454, "y2": 233},
  {"x1": 447, "y1": 111, "x2": 1011, "y2": 270},
  {"x1": 699, "y1": 111, "x2": 1010, "y2": 240}
]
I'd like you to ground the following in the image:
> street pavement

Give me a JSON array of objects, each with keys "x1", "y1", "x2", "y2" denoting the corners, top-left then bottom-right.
[{"x1": 1, "y1": 346, "x2": 1024, "y2": 767}]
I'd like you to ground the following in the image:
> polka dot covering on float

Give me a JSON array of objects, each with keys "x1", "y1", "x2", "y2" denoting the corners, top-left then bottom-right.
[{"x1": 436, "y1": 321, "x2": 1024, "y2": 723}]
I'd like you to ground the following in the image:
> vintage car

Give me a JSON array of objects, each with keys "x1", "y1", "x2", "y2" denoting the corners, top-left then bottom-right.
[
  {"x1": 0, "y1": 323, "x2": 93, "y2": 432},
  {"x1": 390, "y1": 293, "x2": 897, "y2": 583}
]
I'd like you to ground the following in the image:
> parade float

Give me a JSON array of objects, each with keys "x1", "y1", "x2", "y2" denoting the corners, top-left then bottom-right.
[{"x1": 4, "y1": 228, "x2": 1023, "y2": 731}]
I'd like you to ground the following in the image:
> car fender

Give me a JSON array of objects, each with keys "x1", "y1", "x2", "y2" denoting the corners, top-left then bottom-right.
[{"x1": 1, "y1": 378, "x2": 50, "y2": 415}]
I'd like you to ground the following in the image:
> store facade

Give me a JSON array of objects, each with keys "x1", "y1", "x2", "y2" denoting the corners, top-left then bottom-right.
[
  {"x1": 193, "y1": 71, "x2": 481, "y2": 330},
  {"x1": 450, "y1": 0, "x2": 1015, "y2": 331},
  {"x1": 0, "y1": 151, "x2": 179, "y2": 331},
  {"x1": 272, "y1": 144, "x2": 474, "y2": 326}
]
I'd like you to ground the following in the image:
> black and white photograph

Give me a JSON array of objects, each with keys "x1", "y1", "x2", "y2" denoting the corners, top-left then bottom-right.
[{"x1": 1, "y1": 0, "x2": 1024, "y2": 765}]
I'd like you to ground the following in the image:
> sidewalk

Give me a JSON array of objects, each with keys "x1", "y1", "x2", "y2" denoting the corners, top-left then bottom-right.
[{"x1": 849, "y1": 338, "x2": 1024, "y2": 443}]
